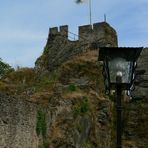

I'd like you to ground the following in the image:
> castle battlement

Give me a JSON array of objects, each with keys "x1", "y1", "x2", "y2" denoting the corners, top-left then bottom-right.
[
  {"x1": 38, "y1": 22, "x2": 118, "y2": 71},
  {"x1": 49, "y1": 25, "x2": 68, "y2": 37},
  {"x1": 48, "y1": 22, "x2": 117, "y2": 46},
  {"x1": 79, "y1": 24, "x2": 92, "y2": 41}
]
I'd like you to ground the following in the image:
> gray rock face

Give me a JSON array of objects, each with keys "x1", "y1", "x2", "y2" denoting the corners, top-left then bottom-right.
[
  {"x1": 0, "y1": 94, "x2": 38, "y2": 148},
  {"x1": 123, "y1": 97, "x2": 148, "y2": 148},
  {"x1": 0, "y1": 92, "x2": 112, "y2": 148},
  {"x1": 132, "y1": 48, "x2": 148, "y2": 99}
]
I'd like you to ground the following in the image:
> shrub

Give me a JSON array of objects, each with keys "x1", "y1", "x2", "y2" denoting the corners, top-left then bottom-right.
[
  {"x1": 36, "y1": 110, "x2": 47, "y2": 137},
  {"x1": 80, "y1": 96, "x2": 89, "y2": 113},
  {"x1": 73, "y1": 96, "x2": 89, "y2": 116},
  {"x1": 0, "y1": 58, "x2": 14, "y2": 78},
  {"x1": 68, "y1": 83, "x2": 77, "y2": 92},
  {"x1": 6, "y1": 68, "x2": 36, "y2": 85}
]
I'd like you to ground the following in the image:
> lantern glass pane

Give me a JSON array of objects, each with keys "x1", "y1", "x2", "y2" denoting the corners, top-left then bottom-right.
[{"x1": 108, "y1": 58, "x2": 132, "y2": 84}]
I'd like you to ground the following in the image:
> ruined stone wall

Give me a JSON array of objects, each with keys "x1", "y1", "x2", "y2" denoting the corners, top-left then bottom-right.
[
  {"x1": 0, "y1": 93, "x2": 113, "y2": 148},
  {"x1": 0, "y1": 94, "x2": 38, "y2": 148},
  {"x1": 132, "y1": 48, "x2": 148, "y2": 99},
  {"x1": 122, "y1": 48, "x2": 148, "y2": 147},
  {"x1": 105, "y1": 47, "x2": 148, "y2": 147},
  {"x1": 35, "y1": 22, "x2": 118, "y2": 71},
  {"x1": 79, "y1": 22, "x2": 117, "y2": 46}
]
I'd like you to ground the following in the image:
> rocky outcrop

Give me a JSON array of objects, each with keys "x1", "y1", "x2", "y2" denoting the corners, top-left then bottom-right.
[
  {"x1": 123, "y1": 98, "x2": 148, "y2": 148},
  {"x1": 0, "y1": 52, "x2": 113, "y2": 148},
  {"x1": 122, "y1": 48, "x2": 148, "y2": 148},
  {"x1": 0, "y1": 88, "x2": 113, "y2": 148}
]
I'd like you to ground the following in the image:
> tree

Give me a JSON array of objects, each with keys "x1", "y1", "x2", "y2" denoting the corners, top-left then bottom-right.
[{"x1": 0, "y1": 58, "x2": 14, "y2": 78}]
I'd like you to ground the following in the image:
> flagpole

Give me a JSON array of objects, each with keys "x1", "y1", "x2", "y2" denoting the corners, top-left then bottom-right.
[
  {"x1": 76, "y1": 0, "x2": 92, "y2": 25},
  {"x1": 89, "y1": 0, "x2": 92, "y2": 25}
]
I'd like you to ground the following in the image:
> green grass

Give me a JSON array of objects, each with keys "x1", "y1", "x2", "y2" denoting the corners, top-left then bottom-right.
[
  {"x1": 73, "y1": 96, "x2": 89, "y2": 117},
  {"x1": 67, "y1": 83, "x2": 77, "y2": 92}
]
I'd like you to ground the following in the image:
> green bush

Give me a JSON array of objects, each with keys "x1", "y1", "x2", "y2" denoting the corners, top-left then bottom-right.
[
  {"x1": 68, "y1": 83, "x2": 77, "y2": 92},
  {"x1": 0, "y1": 58, "x2": 14, "y2": 78},
  {"x1": 36, "y1": 110, "x2": 47, "y2": 137},
  {"x1": 74, "y1": 96, "x2": 89, "y2": 116},
  {"x1": 80, "y1": 97, "x2": 89, "y2": 113}
]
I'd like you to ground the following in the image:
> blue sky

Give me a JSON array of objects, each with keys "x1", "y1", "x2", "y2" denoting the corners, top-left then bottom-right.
[{"x1": 0, "y1": 0, "x2": 147, "y2": 67}]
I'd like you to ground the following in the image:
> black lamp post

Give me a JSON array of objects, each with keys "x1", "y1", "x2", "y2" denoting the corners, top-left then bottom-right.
[{"x1": 98, "y1": 47, "x2": 143, "y2": 148}]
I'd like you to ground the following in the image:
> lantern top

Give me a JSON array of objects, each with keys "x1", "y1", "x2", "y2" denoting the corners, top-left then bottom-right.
[{"x1": 99, "y1": 47, "x2": 143, "y2": 61}]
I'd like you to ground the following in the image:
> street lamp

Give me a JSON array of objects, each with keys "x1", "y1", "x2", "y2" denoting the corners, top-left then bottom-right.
[{"x1": 98, "y1": 47, "x2": 143, "y2": 148}]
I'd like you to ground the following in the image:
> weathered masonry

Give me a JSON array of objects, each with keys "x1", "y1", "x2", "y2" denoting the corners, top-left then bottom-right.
[
  {"x1": 35, "y1": 22, "x2": 118, "y2": 71},
  {"x1": 36, "y1": 22, "x2": 147, "y2": 100}
]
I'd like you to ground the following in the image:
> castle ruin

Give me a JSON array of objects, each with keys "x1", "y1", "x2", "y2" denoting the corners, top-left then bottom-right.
[
  {"x1": 35, "y1": 21, "x2": 147, "y2": 100},
  {"x1": 0, "y1": 21, "x2": 147, "y2": 148},
  {"x1": 35, "y1": 22, "x2": 118, "y2": 71}
]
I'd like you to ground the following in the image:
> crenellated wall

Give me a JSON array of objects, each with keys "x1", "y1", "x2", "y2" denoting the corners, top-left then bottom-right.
[
  {"x1": 48, "y1": 22, "x2": 118, "y2": 45},
  {"x1": 79, "y1": 22, "x2": 117, "y2": 46},
  {"x1": 35, "y1": 22, "x2": 118, "y2": 71},
  {"x1": 49, "y1": 25, "x2": 68, "y2": 38}
]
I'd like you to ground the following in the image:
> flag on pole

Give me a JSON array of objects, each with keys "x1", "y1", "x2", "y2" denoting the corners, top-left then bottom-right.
[
  {"x1": 75, "y1": 0, "x2": 92, "y2": 25},
  {"x1": 76, "y1": 0, "x2": 86, "y2": 4}
]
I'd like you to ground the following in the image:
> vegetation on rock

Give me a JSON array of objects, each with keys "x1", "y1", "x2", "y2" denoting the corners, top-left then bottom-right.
[
  {"x1": 0, "y1": 49, "x2": 147, "y2": 148},
  {"x1": 36, "y1": 109, "x2": 47, "y2": 137},
  {"x1": 0, "y1": 58, "x2": 14, "y2": 78}
]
